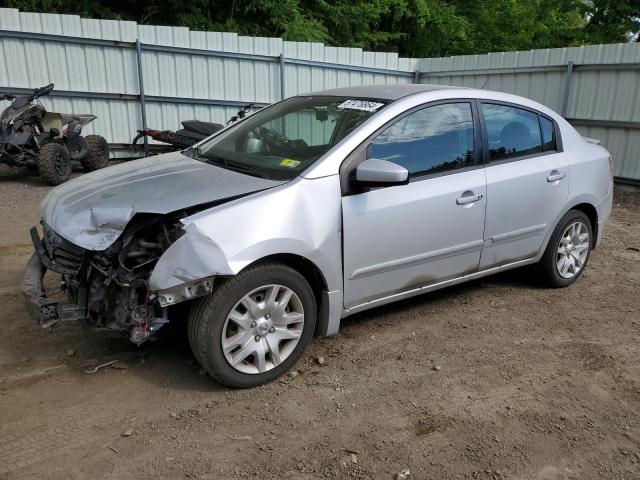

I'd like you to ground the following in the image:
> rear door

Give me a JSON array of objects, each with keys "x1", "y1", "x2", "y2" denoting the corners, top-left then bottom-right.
[
  {"x1": 479, "y1": 102, "x2": 569, "y2": 269},
  {"x1": 341, "y1": 101, "x2": 486, "y2": 309}
]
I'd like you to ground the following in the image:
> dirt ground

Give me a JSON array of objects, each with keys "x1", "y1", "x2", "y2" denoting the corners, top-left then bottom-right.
[{"x1": 0, "y1": 169, "x2": 639, "y2": 480}]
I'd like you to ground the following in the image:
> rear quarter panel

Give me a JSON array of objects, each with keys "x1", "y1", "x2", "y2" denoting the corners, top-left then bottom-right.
[
  {"x1": 565, "y1": 135, "x2": 612, "y2": 206},
  {"x1": 554, "y1": 119, "x2": 613, "y2": 248}
]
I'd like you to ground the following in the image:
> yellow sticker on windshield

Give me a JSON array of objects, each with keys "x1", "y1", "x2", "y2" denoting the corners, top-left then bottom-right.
[{"x1": 280, "y1": 158, "x2": 301, "y2": 168}]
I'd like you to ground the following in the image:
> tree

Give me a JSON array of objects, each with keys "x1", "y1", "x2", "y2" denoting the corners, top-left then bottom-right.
[
  {"x1": 579, "y1": 0, "x2": 640, "y2": 43},
  {"x1": 450, "y1": 0, "x2": 586, "y2": 54},
  {"x1": 3, "y1": 0, "x2": 639, "y2": 56}
]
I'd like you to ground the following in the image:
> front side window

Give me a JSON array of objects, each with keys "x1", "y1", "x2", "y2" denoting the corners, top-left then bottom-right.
[
  {"x1": 368, "y1": 102, "x2": 475, "y2": 177},
  {"x1": 482, "y1": 103, "x2": 543, "y2": 160},
  {"x1": 188, "y1": 96, "x2": 388, "y2": 180}
]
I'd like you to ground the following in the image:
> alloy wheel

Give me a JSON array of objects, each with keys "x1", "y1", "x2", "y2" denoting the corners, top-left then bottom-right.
[
  {"x1": 556, "y1": 221, "x2": 590, "y2": 279},
  {"x1": 221, "y1": 284, "x2": 304, "y2": 374}
]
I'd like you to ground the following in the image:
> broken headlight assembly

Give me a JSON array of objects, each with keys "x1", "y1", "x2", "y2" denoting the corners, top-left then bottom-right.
[{"x1": 27, "y1": 215, "x2": 207, "y2": 345}]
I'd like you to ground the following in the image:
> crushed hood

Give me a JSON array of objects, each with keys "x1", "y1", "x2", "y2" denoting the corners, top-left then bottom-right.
[{"x1": 41, "y1": 152, "x2": 285, "y2": 250}]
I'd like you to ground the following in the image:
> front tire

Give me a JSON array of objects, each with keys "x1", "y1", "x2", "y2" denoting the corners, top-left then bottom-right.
[
  {"x1": 537, "y1": 210, "x2": 593, "y2": 288},
  {"x1": 189, "y1": 262, "x2": 316, "y2": 388},
  {"x1": 81, "y1": 134, "x2": 109, "y2": 171},
  {"x1": 37, "y1": 143, "x2": 71, "y2": 185}
]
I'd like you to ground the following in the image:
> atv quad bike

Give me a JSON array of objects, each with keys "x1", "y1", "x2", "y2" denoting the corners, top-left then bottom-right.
[{"x1": 0, "y1": 83, "x2": 110, "y2": 185}]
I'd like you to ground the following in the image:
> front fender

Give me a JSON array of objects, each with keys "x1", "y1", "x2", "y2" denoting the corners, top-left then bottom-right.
[
  {"x1": 148, "y1": 224, "x2": 232, "y2": 290},
  {"x1": 148, "y1": 175, "x2": 343, "y2": 294}
]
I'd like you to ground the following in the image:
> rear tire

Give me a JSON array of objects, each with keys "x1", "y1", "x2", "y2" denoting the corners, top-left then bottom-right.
[
  {"x1": 537, "y1": 210, "x2": 593, "y2": 288},
  {"x1": 81, "y1": 135, "x2": 109, "y2": 171},
  {"x1": 37, "y1": 143, "x2": 71, "y2": 185},
  {"x1": 188, "y1": 262, "x2": 316, "y2": 388}
]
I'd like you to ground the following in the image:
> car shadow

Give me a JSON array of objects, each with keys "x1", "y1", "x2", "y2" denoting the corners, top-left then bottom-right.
[
  {"x1": 80, "y1": 266, "x2": 544, "y2": 390},
  {"x1": 10, "y1": 259, "x2": 545, "y2": 393},
  {"x1": 93, "y1": 317, "x2": 228, "y2": 393}
]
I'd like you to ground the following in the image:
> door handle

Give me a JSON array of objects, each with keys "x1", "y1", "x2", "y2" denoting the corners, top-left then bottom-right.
[
  {"x1": 456, "y1": 192, "x2": 483, "y2": 205},
  {"x1": 547, "y1": 171, "x2": 566, "y2": 182}
]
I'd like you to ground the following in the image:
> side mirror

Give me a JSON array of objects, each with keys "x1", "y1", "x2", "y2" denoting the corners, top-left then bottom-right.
[{"x1": 355, "y1": 158, "x2": 409, "y2": 186}]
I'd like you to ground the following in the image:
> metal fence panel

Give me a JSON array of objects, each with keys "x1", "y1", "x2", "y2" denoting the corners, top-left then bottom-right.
[
  {"x1": 0, "y1": 8, "x2": 417, "y2": 157},
  {"x1": 0, "y1": 7, "x2": 638, "y2": 181},
  {"x1": 418, "y1": 43, "x2": 640, "y2": 181}
]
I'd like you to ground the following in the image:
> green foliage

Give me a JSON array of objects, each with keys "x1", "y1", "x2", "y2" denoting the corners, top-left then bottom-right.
[
  {"x1": 450, "y1": 0, "x2": 588, "y2": 54},
  {"x1": 579, "y1": 0, "x2": 640, "y2": 43},
  {"x1": 4, "y1": 0, "x2": 639, "y2": 56}
]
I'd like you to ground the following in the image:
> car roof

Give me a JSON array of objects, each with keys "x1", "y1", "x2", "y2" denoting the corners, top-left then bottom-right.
[{"x1": 298, "y1": 84, "x2": 466, "y2": 101}]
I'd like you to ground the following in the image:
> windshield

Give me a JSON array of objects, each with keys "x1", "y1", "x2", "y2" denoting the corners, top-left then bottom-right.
[{"x1": 186, "y1": 96, "x2": 388, "y2": 180}]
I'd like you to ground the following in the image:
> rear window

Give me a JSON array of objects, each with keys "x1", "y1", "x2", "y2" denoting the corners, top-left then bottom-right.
[{"x1": 482, "y1": 104, "x2": 543, "y2": 161}]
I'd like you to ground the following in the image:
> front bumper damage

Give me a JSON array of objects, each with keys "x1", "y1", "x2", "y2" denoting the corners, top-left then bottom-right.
[
  {"x1": 23, "y1": 221, "x2": 217, "y2": 343},
  {"x1": 23, "y1": 227, "x2": 87, "y2": 327},
  {"x1": 21, "y1": 155, "x2": 289, "y2": 341},
  {"x1": 23, "y1": 222, "x2": 170, "y2": 343}
]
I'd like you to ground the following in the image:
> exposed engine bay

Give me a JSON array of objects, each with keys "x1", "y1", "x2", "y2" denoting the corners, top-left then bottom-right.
[
  {"x1": 22, "y1": 152, "x2": 288, "y2": 346},
  {"x1": 26, "y1": 214, "x2": 194, "y2": 344}
]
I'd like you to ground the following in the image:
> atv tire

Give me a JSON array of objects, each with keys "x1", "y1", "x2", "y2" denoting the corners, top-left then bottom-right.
[
  {"x1": 81, "y1": 135, "x2": 109, "y2": 171},
  {"x1": 37, "y1": 143, "x2": 71, "y2": 185}
]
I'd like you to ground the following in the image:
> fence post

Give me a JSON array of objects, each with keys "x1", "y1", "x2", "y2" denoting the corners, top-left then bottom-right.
[
  {"x1": 413, "y1": 70, "x2": 421, "y2": 84},
  {"x1": 279, "y1": 54, "x2": 286, "y2": 100},
  {"x1": 135, "y1": 39, "x2": 149, "y2": 157},
  {"x1": 561, "y1": 60, "x2": 574, "y2": 117}
]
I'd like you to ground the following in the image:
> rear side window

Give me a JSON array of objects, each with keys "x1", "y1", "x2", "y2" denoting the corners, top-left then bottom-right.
[
  {"x1": 540, "y1": 116, "x2": 556, "y2": 151},
  {"x1": 368, "y1": 102, "x2": 475, "y2": 177},
  {"x1": 481, "y1": 104, "x2": 542, "y2": 161}
]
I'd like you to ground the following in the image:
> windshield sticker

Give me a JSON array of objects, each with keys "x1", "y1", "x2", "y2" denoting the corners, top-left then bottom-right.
[
  {"x1": 337, "y1": 100, "x2": 384, "y2": 112},
  {"x1": 280, "y1": 158, "x2": 301, "y2": 168}
]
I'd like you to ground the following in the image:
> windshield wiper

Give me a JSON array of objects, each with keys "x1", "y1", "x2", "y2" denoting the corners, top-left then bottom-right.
[
  {"x1": 204, "y1": 155, "x2": 229, "y2": 169},
  {"x1": 183, "y1": 144, "x2": 201, "y2": 158},
  {"x1": 187, "y1": 147, "x2": 270, "y2": 179},
  {"x1": 200, "y1": 153, "x2": 270, "y2": 179},
  {"x1": 224, "y1": 160, "x2": 271, "y2": 179},
  {"x1": 190, "y1": 149, "x2": 228, "y2": 169}
]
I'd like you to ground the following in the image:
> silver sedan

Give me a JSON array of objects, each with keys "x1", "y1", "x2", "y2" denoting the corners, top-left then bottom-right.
[{"x1": 24, "y1": 84, "x2": 613, "y2": 387}]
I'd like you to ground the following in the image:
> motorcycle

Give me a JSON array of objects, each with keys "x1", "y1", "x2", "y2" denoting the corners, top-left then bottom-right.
[
  {"x1": 0, "y1": 83, "x2": 110, "y2": 185},
  {"x1": 132, "y1": 103, "x2": 254, "y2": 151}
]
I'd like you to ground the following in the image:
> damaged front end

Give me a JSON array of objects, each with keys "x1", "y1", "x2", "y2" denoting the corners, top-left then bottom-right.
[
  {"x1": 22, "y1": 153, "x2": 289, "y2": 344},
  {"x1": 23, "y1": 215, "x2": 213, "y2": 344}
]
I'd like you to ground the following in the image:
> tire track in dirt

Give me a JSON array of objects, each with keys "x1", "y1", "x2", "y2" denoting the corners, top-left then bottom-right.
[
  {"x1": 0, "y1": 413, "x2": 108, "y2": 475},
  {"x1": 0, "y1": 386, "x2": 153, "y2": 476}
]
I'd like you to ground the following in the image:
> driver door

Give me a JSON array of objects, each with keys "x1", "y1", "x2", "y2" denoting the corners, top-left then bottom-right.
[{"x1": 341, "y1": 101, "x2": 487, "y2": 309}]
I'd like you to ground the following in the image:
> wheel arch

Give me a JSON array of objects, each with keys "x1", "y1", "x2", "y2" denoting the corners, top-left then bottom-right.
[
  {"x1": 569, "y1": 202, "x2": 598, "y2": 248},
  {"x1": 535, "y1": 197, "x2": 600, "y2": 263},
  {"x1": 242, "y1": 253, "x2": 332, "y2": 337}
]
